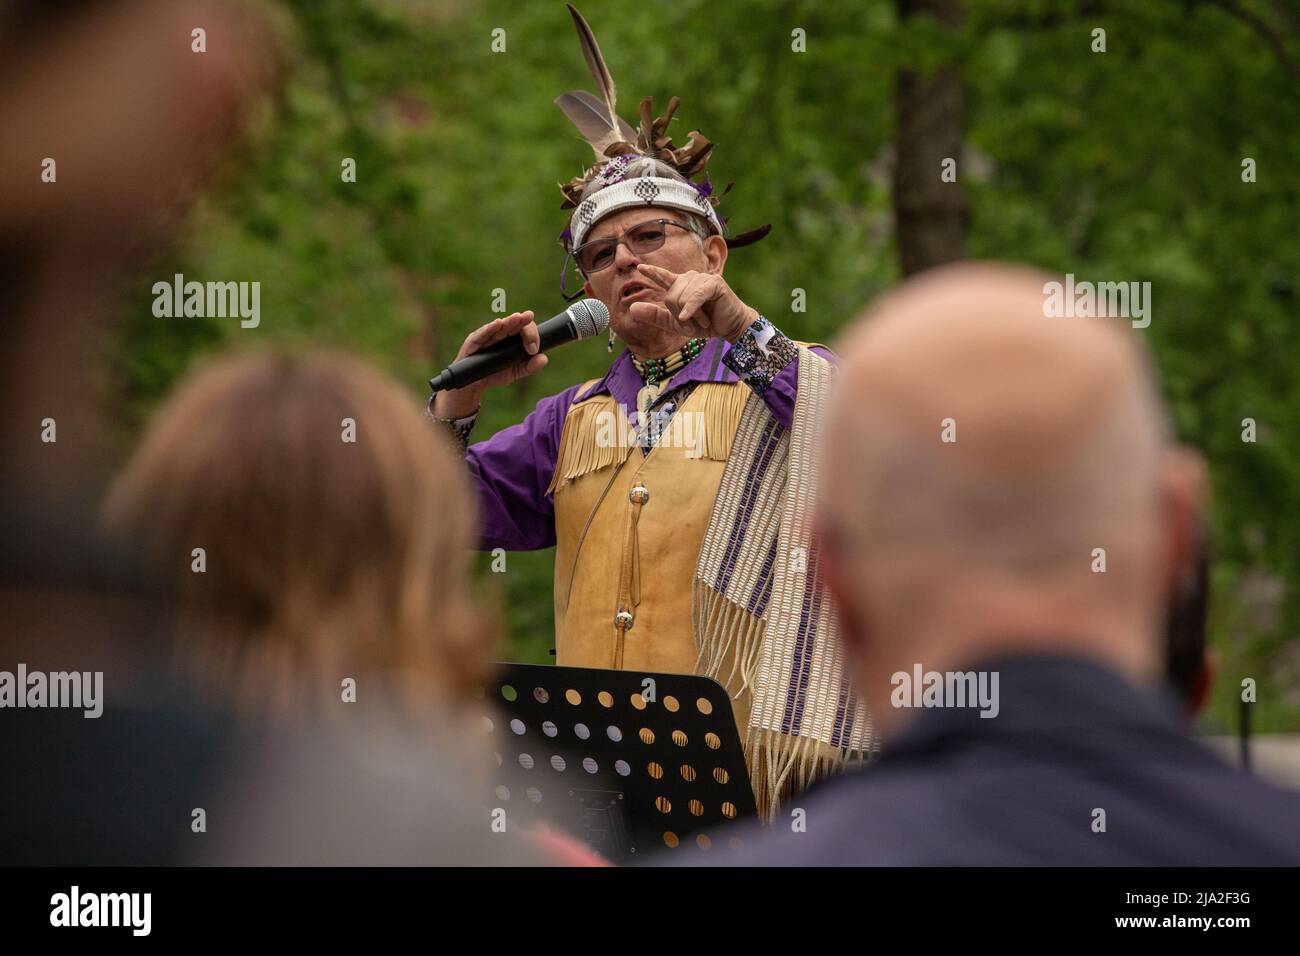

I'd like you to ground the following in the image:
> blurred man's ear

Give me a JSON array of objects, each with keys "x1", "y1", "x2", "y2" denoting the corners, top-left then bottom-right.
[
  {"x1": 815, "y1": 514, "x2": 867, "y2": 660},
  {"x1": 1188, "y1": 647, "x2": 1219, "y2": 721},
  {"x1": 1159, "y1": 446, "x2": 1209, "y2": 605}
]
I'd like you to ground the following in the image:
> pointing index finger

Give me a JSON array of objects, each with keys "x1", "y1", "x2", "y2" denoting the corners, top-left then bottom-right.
[{"x1": 635, "y1": 263, "x2": 677, "y2": 288}]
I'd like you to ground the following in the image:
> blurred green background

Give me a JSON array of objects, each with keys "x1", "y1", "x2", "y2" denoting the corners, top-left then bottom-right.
[{"x1": 107, "y1": 0, "x2": 1299, "y2": 732}]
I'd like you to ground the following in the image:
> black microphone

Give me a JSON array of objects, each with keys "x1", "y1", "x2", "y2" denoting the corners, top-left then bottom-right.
[{"x1": 428, "y1": 299, "x2": 610, "y2": 394}]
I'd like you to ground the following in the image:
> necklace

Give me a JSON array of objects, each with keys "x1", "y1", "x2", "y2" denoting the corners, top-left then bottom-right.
[{"x1": 631, "y1": 338, "x2": 705, "y2": 385}]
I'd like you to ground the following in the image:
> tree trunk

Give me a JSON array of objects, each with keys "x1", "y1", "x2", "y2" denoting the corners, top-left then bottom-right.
[{"x1": 893, "y1": 0, "x2": 968, "y2": 276}]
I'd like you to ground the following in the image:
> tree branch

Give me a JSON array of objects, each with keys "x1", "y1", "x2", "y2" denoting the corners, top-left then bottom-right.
[{"x1": 1201, "y1": 0, "x2": 1300, "y2": 85}]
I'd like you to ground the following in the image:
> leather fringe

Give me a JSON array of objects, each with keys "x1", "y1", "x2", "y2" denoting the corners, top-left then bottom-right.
[
  {"x1": 690, "y1": 382, "x2": 750, "y2": 463},
  {"x1": 692, "y1": 578, "x2": 765, "y2": 696},
  {"x1": 545, "y1": 394, "x2": 632, "y2": 497},
  {"x1": 743, "y1": 727, "x2": 872, "y2": 824},
  {"x1": 546, "y1": 380, "x2": 750, "y2": 496}
]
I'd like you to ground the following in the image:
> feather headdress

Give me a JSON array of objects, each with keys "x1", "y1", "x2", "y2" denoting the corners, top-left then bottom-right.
[{"x1": 554, "y1": 4, "x2": 770, "y2": 253}]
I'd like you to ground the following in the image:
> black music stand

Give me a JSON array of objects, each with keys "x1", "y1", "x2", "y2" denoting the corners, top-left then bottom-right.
[{"x1": 484, "y1": 662, "x2": 757, "y2": 862}]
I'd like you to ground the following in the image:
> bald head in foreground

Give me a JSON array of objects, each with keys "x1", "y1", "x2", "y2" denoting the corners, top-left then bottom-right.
[{"x1": 706, "y1": 262, "x2": 1300, "y2": 865}]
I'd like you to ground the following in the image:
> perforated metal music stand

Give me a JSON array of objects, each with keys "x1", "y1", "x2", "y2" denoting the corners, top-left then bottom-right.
[{"x1": 484, "y1": 662, "x2": 756, "y2": 862}]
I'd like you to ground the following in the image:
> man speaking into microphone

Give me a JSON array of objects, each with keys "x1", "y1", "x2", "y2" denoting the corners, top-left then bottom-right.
[{"x1": 427, "y1": 5, "x2": 874, "y2": 817}]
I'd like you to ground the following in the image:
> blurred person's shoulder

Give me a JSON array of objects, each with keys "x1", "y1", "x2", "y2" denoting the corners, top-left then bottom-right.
[
  {"x1": 672, "y1": 757, "x2": 952, "y2": 867},
  {"x1": 0, "y1": 484, "x2": 242, "y2": 865},
  {"x1": 0, "y1": 687, "x2": 239, "y2": 865},
  {"x1": 689, "y1": 655, "x2": 1300, "y2": 866},
  {"x1": 198, "y1": 704, "x2": 549, "y2": 866}
]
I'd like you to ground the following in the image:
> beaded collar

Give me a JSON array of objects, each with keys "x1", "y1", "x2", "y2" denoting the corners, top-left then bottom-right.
[{"x1": 631, "y1": 337, "x2": 706, "y2": 385}]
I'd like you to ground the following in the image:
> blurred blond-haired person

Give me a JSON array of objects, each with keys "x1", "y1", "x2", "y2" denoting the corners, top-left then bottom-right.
[
  {"x1": 104, "y1": 349, "x2": 494, "y2": 734},
  {"x1": 105, "y1": 350, "x2": 601, "y2": 865}
]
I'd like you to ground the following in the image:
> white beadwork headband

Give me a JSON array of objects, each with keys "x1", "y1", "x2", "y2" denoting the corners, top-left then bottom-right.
[{"x1": 566, "y1": 168, "x2": 725, "y2": 252}]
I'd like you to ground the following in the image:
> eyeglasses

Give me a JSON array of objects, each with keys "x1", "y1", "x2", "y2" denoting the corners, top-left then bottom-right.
[{"x1": 572, "y1": 218, "x2": 700, "y2": 274}]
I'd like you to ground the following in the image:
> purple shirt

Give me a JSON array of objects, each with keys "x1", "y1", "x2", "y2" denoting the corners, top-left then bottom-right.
[{"x1": 429, "y1": 317, "x2": 835, "y2": 552}]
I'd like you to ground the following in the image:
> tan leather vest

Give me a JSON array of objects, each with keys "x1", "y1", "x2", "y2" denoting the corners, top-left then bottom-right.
[{"x1": 548, "y1": 378, "x2": 752, "y2": 728}]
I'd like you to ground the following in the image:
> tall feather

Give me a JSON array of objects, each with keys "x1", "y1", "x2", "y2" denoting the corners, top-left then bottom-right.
[
  {"x1": 566, "y1": 4, "x2": 621, "y2": 137},
  {"x1": 555, "y1": 90, "x2": 637, "y2": 159}
]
